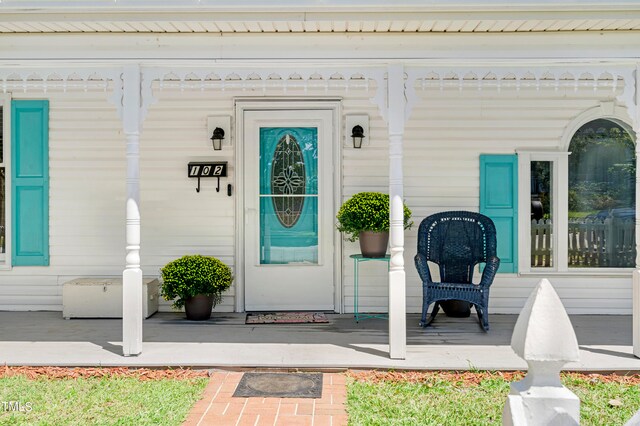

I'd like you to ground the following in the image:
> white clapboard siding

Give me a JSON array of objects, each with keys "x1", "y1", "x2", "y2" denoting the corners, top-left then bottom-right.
[
  {"x1": 342, "y1": 85, "x2": 633, "y2": 315},
  {"x1": 0, "y1": 90, "x2": 125, "y2": 310},
  {"x1": 147, "y1": 85, "x2": 380, "y2": 312},
  {"x1": 0, "y1": 83, "x2": 634, "y2": 315},
  {"x1": 141, "y1": 88, "x2": 236, "y2": 312}
]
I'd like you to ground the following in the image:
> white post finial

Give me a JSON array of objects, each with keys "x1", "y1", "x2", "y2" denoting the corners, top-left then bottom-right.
[{"x1": 503, "y1": 278, "x2": 580, "y2": 426}]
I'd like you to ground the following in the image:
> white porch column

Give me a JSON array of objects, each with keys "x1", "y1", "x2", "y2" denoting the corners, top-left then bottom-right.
[
  {"x1": 122, "y1": 65, "x2": 143, "y2": 356},
  {"x1": 388, "y1": 64, "x2": 407, "y2": 359}
]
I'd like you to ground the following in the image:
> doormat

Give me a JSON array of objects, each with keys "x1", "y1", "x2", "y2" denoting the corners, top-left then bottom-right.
[
  {"x1": 245, "y1": 312, "x2": 329, "y2": 324},
  {"x1": 233, "y1": 372, "x2": 323, "y2": 398}
]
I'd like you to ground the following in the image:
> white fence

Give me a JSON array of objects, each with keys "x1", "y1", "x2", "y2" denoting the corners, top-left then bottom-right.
[
  {"x1": 530, "y1": 217, "x2": 635, "y2": 268},
  {"x1": 530, "y1": 219, "x2": 553, "y2": 267}
]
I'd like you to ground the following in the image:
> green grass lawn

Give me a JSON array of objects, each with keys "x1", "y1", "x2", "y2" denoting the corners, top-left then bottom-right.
[
  {"x1": 347, "y1": 372, "x2": 640, "y2": 426},
  {"x1": 4, "y1": 369, "x2": 639, "y2": 425},
  {"x1": 568, "y1": 211, "x2": 598, "y2": 219},
  {"x1": 0, "y1": 375, "x2": 208, "y2": 426}
]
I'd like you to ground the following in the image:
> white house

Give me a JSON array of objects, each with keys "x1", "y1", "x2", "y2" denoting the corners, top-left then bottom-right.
[{"x1": 1, "y1": 0, "x2": 640, "y2": 358}]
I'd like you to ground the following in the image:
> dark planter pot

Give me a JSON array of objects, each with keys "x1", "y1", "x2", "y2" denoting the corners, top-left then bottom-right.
[
  {"x1": 359, "y1": 231, "x2": 389, "y2": 258},
  {"x1": 184, "y1": 294, "x2": 214, "y2": 321},
  {"x1": 441, "y1": 300, "x2": 471, "y2": 318}
]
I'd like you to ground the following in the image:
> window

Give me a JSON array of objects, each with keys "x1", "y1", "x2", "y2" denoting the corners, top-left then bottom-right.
[
  {"x1": 568, "y1": 120, "x2": 636, "y2": 268},
  {"x1": 518, "y1": 118, "x2": 636, "y2": 273},
  {"x1": 518, "y1": 152, "x2": 567, "y2": 273},
  {"x1": 0, "y1": 104, "x2": 5, "y2": 263},
  {"x1": 530, "y1": 160, "x2": 553, "y2": 268}
]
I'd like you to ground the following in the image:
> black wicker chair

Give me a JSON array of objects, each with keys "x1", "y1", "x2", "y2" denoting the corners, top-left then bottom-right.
[{"x1": 414, "y1": 211, "x2": 500, "y2": 331}]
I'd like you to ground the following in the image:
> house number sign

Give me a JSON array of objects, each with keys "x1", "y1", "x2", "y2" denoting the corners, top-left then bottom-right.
[{"x1": 188, "y1": 161, "x2": 228, "y2": 193}]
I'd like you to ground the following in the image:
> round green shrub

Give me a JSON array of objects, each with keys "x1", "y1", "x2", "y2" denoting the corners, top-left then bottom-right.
[
  {"x1": 160, "y1": 255, "x2": 233, "y2": 309},
  {"x1": 336, "y1": 192, "x2": 412, "y2": 242}
]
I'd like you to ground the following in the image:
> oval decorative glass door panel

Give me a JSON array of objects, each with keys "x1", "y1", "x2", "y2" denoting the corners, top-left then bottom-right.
[
  {"x1": 271, "y1": 134, "x2": 306, "y2": 228},
  {"x1": 260, "y1": 127, "x2": 318, "y2": 265}
]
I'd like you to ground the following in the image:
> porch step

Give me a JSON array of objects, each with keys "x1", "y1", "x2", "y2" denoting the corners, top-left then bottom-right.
[{"x1": 62, "y1": 278, "x2": 160, "y2": 319}]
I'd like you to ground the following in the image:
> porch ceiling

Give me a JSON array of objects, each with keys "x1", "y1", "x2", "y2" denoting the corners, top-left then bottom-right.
[
  {"x1": 1, "y1": 1, "x2": 640, "y2": 34},
  {"x1": 1, "y1": 17, "x2": 639, "y2": 34}
]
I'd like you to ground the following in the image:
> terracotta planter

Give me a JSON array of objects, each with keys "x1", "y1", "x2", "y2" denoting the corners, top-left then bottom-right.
[
  {"x1": 184, "y1": 294, "x2": 214, "y2": 321},
  {"x1": 359, "y1": 231, "x2": 389, "y2": 258}
]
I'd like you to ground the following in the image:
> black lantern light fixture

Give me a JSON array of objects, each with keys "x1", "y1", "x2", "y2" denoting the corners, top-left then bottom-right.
[
  {"x1": 210, "y1": 127, "x2": 225, "y2": 150},
  {"x1": 351, "y1": 125, "x2": 365, "y2": 149}
]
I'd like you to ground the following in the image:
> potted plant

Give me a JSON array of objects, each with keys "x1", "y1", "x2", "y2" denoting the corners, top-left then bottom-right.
[
  {"x1": 160, "y1": 255, "x2": 233, "y2": 321},
  {"x1": 336, "y1": 192, "x2": 412, "y2": 257}
]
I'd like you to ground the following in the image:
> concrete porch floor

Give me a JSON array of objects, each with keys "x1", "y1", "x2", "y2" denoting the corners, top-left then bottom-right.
[{"x1": 0, "y1": 312, "x2": 638, "y2": 371}]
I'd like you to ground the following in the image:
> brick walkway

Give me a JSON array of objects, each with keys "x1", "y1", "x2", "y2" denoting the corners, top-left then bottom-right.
[{"x1": 184, "y1": 371, "x2": 348, "y2": 426}]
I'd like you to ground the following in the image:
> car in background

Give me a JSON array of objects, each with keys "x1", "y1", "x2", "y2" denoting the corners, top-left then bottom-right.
[{"x1": 587, "y1": 207, "x2": 636, "y2": 220}]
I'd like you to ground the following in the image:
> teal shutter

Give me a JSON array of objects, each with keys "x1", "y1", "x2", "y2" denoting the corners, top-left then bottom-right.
[
  {"x1": 480, "y1": 154, "x2": 518, "y2": 273},
  {"x1": 12, "y1": 100, "x2": 49, "y2": 266}
]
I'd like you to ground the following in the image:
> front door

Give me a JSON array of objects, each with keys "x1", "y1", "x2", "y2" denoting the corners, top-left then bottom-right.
[{"x1": 243, "y1": 109, "x2": 335, "y2": 311}]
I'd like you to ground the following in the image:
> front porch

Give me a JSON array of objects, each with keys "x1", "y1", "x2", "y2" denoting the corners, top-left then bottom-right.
[
  {"x1": 1, "y1": 311, "x2": 638, "y2": 371},
  {"x1": 2, "y1": 1, "x2": 640, "y2": 370}
]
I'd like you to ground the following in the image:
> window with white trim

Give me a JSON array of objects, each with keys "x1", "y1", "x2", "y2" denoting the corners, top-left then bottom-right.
[
  {"x1": 568, "y1": 120, "x2": 636, "y2": 268},
  {"x1": 0, "y1": 103, "x2": 5, "y2": 263},
  {"x1": 530, "y1": 160, "x2": 553, "y2": 268},
  {"x1": 519, "y1": 151, "x2": 568, "y2": 273},
  {"x1": 519, "y1": 119, "x2": 636, "y2": 273}
]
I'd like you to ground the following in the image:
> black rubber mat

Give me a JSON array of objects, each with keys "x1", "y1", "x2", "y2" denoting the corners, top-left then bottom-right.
[{"x1": 232, "y1": 372, "x2": 323, "y2": 398}]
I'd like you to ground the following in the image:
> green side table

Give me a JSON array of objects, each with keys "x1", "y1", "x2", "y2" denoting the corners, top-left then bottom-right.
[{"x1": 350, "y1": 254, "x2": 390, "y2": 322}]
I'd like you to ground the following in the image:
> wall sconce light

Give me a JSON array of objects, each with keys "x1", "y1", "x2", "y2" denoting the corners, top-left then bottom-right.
[
  {"x1": 345, "y1": 114, "x2": 369, "y2": 148},
  {"x1": 207, "y1": 116, "x2": 231, "y2": 152},
  {"x1": 351, "y1": 125, "x2": 365, "y2": 149},
  {"x1": 210, "y1": 127, "x2": 225, "y2": 151}
]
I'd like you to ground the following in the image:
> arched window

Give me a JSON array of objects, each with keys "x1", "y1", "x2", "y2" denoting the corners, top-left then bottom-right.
[
  {"x1": 523, "y1": 116, "x2": 636, "y2": 272},
  {"x1": 568, "y1": 119, "x2": 636, "y2": 268}
]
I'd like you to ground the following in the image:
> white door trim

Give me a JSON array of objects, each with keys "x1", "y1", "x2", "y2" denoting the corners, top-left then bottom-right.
[{"x1": 234, "y1": 99, "x2": 343, "y2": 313}]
